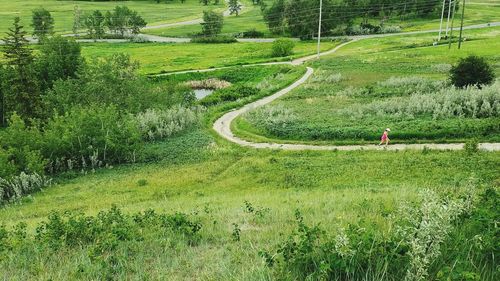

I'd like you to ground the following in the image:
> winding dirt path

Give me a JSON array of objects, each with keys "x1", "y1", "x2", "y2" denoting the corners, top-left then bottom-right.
[{"x1": 212, "y1": 40, "x2": 500, "y2": 152}]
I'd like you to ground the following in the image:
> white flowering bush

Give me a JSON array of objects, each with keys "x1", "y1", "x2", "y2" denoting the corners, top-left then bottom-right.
[
  {"x1": 0, "y1": 172, "x2": 52, "y2": 204},
  {"x1": 430, "y1": 63, "x2": 452, "y2": 73},
  {"x1": 380, "y1": 25, "x2": 402, "y2": 33},
  {"x1": 184, "y1": 78, "x2": 231, "y2": 90},
  {"x1": 343, "y1": 81, "x2": 500, "y2": 119},
  {"x1": 245, "y1": 105, "x2": 297, "y2": 133},
  {"x1": 377, "y1": 76, "x2": 448, "y2": 95},
  {"x1": 393, "y1": 184, "x2": 478, "y2": 281},
  {"x1": 136, "y1": 106, "x2": 203, "y2": 141},
  {"x1": 311, "y1": 70, "x2": 343, "y2": 84}
]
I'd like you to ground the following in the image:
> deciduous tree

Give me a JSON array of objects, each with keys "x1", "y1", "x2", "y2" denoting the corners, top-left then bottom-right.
[{"x1": 31, "y1": 8, "x2": 54, "y2": 40}]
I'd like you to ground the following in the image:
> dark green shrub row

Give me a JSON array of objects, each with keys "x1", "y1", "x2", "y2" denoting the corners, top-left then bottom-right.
[
  {"x1": 240, "y1": 29, "x2": 265, "y2": 38},
  {"x1": 200, "y1": 85, "x2": 259, "y2": 106},
  {"x1": 190, "y1": 36, "x2": 237, "y2": 44}
]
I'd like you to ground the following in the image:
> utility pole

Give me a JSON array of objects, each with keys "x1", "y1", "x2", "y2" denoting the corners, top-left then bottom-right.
[
  {"x1": 438, "y1": 0, "x2": 446, "y2": 41},
  {"x1": 448, "y1": 0, "x2": 457, "y2": 49},
  {"x1": 445, "y1": 0, "x2": 452, "y2": 37},
  {"x1": 317, "y1": 0, "x2": 322, "y2": 59},
  {"x1": 458, "y1": 0, "x2": 466, "y2": 49}
]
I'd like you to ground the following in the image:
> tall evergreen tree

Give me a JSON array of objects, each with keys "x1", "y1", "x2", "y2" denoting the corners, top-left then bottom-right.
[{"x1": 2, "y1": 17, "x2": 41, "y2": 120}]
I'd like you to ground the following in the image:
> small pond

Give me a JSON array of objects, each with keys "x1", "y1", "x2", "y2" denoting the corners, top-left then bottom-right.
[{"x1": 193, "y1": 88, "x2": 214, "y2": 100}]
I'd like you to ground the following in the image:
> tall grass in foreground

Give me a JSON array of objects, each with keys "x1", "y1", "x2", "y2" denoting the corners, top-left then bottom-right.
[{"x1": 260, "y1": 182, "x2": 498, "y2": 281}]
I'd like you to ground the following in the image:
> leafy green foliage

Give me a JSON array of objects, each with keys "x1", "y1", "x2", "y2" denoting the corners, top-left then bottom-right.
[
  {"x1": 450, "y1": 55, "x2": 495, "y2": 88},
  {"x1": 36, "y1": 36, "x2": 83, "y2": 91},
  {"x1": 200, "y1": 85, "x2": 259, "y2": 106},
  {"x1": 271, "y1": 38, "x2": 295, "y2": 57},
  {"x1": 104, "y1": 6, "x2": 147, "y2": 36},
  {"x1": 200, "y1": 11, "x2": 223, "y2": 37},
  {"x1": 31, "y1": 8, "x2": 54, "y2": 39}
]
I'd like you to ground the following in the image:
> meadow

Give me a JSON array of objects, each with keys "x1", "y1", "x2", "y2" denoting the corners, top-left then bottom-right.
[
  {"x1": 234, "y1": 26, "x2": 500, "y2": 144},
  {"x1": 0, "y1": 0, "x2": 224, "y2": 36},
  {"x1": 80, "y1": 40, "x2": 341, "y2": 74}
]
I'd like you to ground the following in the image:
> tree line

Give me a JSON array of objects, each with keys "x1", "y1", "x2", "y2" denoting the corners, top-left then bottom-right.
[{"x1": 261, "y1": 0, "x2": 456, "y2": 39}]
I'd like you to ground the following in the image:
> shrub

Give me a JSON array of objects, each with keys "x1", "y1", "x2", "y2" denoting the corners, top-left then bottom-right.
[
  {"x1": 184, "y1": 78, "x2": 231, "y2": 89},
  {"x1": 136, "y1": 106, "x2": 203, "y2": 141},
  {"x1": 271, "y1": 38, "x2": 295, "y2": 57},
  {"x1": 32, "y1": 206, "x2": 202, "y2": 250},
  {"x1": 311, "y1": 70, "x2": 343, "y2": 83},
  {"x1": 377, "y1": 76, "x2": 448, "y2": 96},
  {"x1": 190, "y1": 35, "x2": 237, "y2": 43},
  {"x1": 245, "y1": 105, "x2": 298, "y2": 134},
  {"x1": 200, "y1": 85, "x2": 259, "y2": 106},
  {"x1": 464, "y1": 139, "x2": 479, "y2": 154},
  {"x1": 380, "y1": 25, "x2": 401, "y2": 33},
  {"x1": 241, "y1": 29, "x2": 265, "y2": 38},
  {"x1": 0, "y1": 172, "x2": 51, "y2": 204},
  {"x1": 43, "y1": 105, "x2": 142, "y2": 173},
  {"x1": 0, "y1": 113, "x2": 46, "y2": 177},
  {"x1": 450, "y1": 55, "x2": 495, "y2": 88}
]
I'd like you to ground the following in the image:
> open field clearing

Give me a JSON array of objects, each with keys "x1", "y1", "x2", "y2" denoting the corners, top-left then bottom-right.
[{"x1": 80, "y1": 40, "x2": 341, "y2": 74}]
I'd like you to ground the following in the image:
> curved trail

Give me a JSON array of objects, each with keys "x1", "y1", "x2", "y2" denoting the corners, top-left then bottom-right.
[{"x1": 211, "y1": 40, "x2": 500, "y2": 152}]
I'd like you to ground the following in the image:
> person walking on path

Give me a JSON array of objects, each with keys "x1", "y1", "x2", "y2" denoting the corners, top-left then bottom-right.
[{"x1": 379, "y1": 128, "x2": 391, "y2": 146}]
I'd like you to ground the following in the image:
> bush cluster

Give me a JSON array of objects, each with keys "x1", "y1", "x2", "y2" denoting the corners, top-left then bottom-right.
[
  {"x1": 271, "y1": 38, "x2": 295, "y2": 57},
  {"x1": 136, "y1": 106, "x2": 203, "y2": 141},
  {"x1": 245, "y1": 105, "x2": 298, "y2": 135}
]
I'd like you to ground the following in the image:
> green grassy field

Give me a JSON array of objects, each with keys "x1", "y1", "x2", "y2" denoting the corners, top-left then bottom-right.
[
  {"x1": 80, "y1": 40, "x2": 341, "y2": 74},
  {"x1": 0, "y1": 0, "x2": 224, "y2": 36},
  {"x1": 233, "y1": 26, "x2": 500, "y2": 145},
  {"x1": 143, "y1": 0, "x2": 271, "y2": 37}
]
